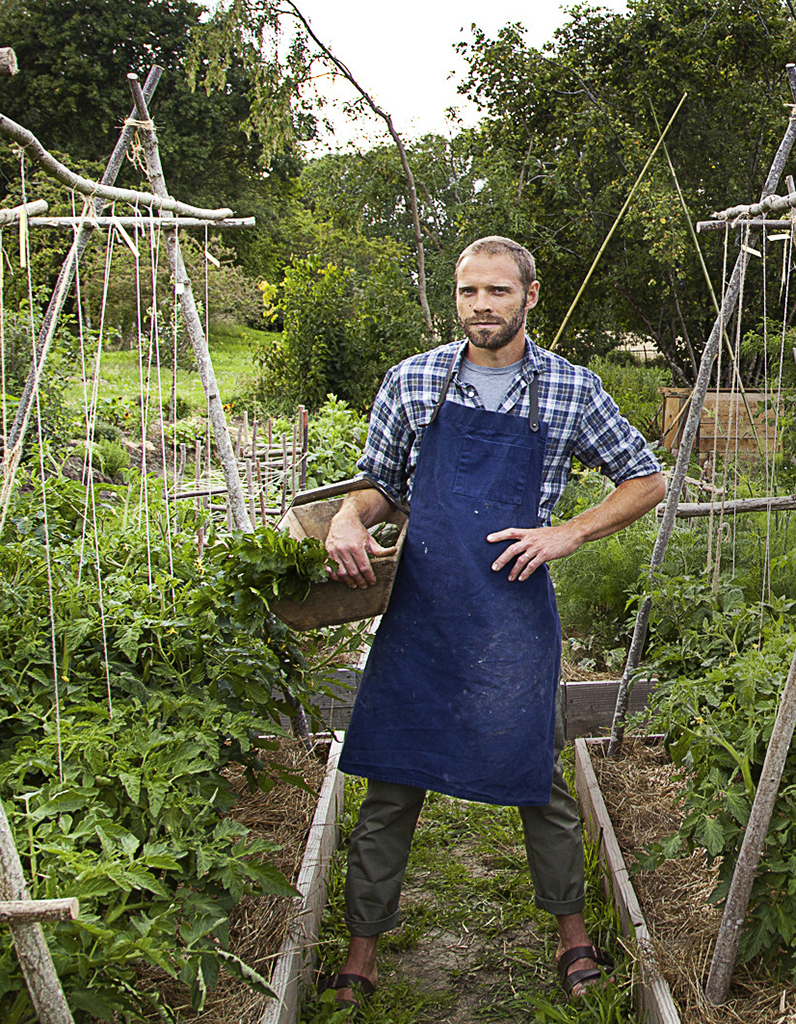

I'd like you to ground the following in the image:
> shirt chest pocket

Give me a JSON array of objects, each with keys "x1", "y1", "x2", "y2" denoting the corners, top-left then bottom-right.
[{"x1": 452, "y1": 435, "x2": 533, "y2": 506}]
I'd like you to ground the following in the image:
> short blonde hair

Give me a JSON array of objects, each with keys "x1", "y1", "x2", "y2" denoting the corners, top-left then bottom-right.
[{"x1": 455, "y1": 236, "x2": 537, "y2": 292}]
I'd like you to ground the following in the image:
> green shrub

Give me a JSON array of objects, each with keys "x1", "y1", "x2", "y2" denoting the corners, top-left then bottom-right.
[
  {"x1": 587, "y1": 355, "x2": 670, "y2": 441},
  {"x1": 303, "y1": 396, "x2": 368, "y2": 488},
  {"x1": 252, "y1": 254, "x2": 428, "y2": 413}
]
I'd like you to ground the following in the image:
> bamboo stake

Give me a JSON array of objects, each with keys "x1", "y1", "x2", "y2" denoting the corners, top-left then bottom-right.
[
  {"x1": 550, "y1": 93, "x2": 687, "y2": 351},
  {"x1": 706, "y1": 646, "x2": 796, "y2": 1002},
  {"x1": 245, "y1": 458, "x2": 257, "y2": 528},
  {"x1": 256, "y1": 459, "x2": 267, "y2": 524},
  {"x1": 609, "y1": 63, "x2": 796, "y2": 759},
  {"x1": 127, "y1": 74, "x2": 251, "y2": 532},
  {"x1": 194, "y1": 440, "x2": 204, "y2": 556},
  {"x1": 0, "y1": 797, "x2": 75, "y2": 1023},
  {"x1": 281, "y1": 434, "x2": 288, "y2": 516}
]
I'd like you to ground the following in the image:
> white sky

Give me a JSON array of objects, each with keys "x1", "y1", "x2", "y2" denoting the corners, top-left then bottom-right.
[{"x1": 296, "y1": 0, "x2": 628, "y2": 152}]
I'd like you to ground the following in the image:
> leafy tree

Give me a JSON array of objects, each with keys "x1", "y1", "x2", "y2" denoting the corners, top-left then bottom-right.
[
  {"x1": 456, "y1": 1, "x2": 796, "y2": 378},
  {"x1": 0, "y1": 0, "x2": 314, "y2": 285},
  {"x1": 300, "y1": 133, "x2": 485, "y2": 340}
]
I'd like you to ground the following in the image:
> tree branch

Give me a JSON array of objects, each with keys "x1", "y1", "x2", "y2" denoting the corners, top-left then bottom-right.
[{"x1": 0, "y1": 114, "x2": 233, "y2": 219}]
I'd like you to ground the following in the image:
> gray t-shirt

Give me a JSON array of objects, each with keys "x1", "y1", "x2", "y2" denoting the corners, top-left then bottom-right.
[{"x1": 458, "y1": 356, "x2": 524, "y2": 412}]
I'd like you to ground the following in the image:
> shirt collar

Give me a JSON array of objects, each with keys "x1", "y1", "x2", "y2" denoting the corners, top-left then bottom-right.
[{"x1": 453, "y1": 335, "x2": 542, "y2": 379}]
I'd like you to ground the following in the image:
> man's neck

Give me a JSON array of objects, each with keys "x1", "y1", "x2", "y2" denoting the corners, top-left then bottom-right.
[{"x1": 465, "y1": 332, "x2": 526, "y2": 368}]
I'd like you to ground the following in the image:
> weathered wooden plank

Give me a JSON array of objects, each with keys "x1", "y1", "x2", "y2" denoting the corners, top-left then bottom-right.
[
  {"x1": 260, "y1": 734, "x2": 344, "y2": 1024},
  {"x1": 0, "y1": 899, "x2": 78, "y2": 924},
  {"x1": 563, "y1": 679, "x2": 655, "y2": 740},
  {"x1": 575, "y1": 738, "x2": 682, "y2": 1024},
  {"x1": 659, "y1": 387, "x2": 780, "y2": 456}
]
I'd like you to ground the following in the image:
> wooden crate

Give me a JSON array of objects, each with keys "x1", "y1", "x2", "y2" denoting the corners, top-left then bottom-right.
[
  {"x1": 659, "y1": 387, "x2": 780, "y2": 457},
  {"x1": 272, "y1": 498, "x2": 408, "y2": 630}
]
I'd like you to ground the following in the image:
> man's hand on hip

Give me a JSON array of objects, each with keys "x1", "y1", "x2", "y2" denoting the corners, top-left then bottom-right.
[
  {"x1": 486, "y1": 473, "x2": 665, "y2": 582},
  {"x1": 487, "y1": 524, "x2": 583, "y2": 582}
]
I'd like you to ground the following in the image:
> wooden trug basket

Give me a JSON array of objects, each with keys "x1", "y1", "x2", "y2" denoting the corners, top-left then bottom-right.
[{"x1": 272, "y1": 484, "x2": 408, "y2": 631}]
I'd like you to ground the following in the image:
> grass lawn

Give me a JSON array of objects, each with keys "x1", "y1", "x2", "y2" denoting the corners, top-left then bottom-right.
[{"x1": 65, "y1": 323, "x2": 272, "y2": 415}]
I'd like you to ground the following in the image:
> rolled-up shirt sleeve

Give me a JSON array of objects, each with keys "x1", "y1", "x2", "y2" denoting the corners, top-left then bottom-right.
[
  {"x1": 572, "y1": 374, "x2": 661, "y2": 484},
  {"x1": 356, "y1": 367, "x2": 415, "y2": 505}
]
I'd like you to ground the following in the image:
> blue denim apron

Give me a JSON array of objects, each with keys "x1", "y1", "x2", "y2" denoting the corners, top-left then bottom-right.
[{"x1": 339, "y1": 368, "x2": 560, "y2": 805}]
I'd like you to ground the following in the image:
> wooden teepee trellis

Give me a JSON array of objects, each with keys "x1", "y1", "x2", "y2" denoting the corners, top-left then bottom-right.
[
  {"x1": 0, "y1": 55, "x2": 294, "y2": 1020},
  {"x1": 607, "y1": 61, "x2": 796, "y2": 1006}
]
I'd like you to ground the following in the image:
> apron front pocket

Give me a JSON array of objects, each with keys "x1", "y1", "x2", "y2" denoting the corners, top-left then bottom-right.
[{"x1": 453, "y1": 435, "x2": 532, "y2": 505}]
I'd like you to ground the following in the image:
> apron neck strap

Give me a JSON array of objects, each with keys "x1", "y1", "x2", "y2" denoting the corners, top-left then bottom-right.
[
  {"x1": 428, "y1": 351, "x2": 541, "y2": 432},
  {"x1": 529, "y1": 372, "x2": 540, "y2": 432}
]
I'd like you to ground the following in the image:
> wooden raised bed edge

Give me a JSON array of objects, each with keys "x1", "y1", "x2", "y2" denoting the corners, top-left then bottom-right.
[
  {"x1": 574, "y1": 736, "x2": 681, "y2": 1024},
  {"x1": 260, "y1": 733, "x2": 344, "y2": 1024}
]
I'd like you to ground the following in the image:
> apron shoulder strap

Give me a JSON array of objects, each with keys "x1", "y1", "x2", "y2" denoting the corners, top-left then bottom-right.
[
  {"x1": 529, "y1": 371, "x2": 540, "y2": 432},
  {"x1": 428, "y1": 350, "x2": 458, "y2": 425}
]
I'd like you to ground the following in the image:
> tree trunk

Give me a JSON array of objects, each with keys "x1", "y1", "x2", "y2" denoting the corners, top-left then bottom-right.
[{"x1": 0, "y1": 47, "x2": 17, "y2": 76}]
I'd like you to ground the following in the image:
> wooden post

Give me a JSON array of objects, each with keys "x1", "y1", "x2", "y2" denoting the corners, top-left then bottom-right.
[
  {"x1": 706, "y1": 645, "x2": 796, "y2": 1003},
  {"x1": 126, "y1": 74, "x2": 252, "y2": 533},
  {"x1": 2, "y1": 66, "x2": 163, "y2": 503},
  {"x1": 0, "y1": 797, "x2": 75, "y2": 1023},
  {"x1": 0, "y1": 899, "x2": 78, "y2": 924},
  {"x1": 0, "y1": 200, "x2": 47, "y2": 227},
  {"x1": 609, "y1": 62, "x2": 796, "y2": 757}
]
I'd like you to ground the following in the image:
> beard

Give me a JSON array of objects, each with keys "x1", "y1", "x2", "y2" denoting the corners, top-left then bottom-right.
[{"x1": 458, "y1": 300, "x2": 528, "y2": 351}]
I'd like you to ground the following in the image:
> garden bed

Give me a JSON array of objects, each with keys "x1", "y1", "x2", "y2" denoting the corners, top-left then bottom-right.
[
  {"x1": 575, "y1": 737, "x2": 796, "y2": 1024},
  {"x1": 141, "y1": 734, "x2": 343, "y2": 1024}
]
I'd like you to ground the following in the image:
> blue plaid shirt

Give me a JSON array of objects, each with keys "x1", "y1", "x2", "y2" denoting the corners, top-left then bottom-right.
[{"x1": 357, "y1": 337, "x2": 661, "y2": 524}]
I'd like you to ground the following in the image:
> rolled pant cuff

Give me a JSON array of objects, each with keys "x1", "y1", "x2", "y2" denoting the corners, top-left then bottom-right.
[
  {"x1": 345, "y1": 910, "x2": 401, "y2": 937},
  {"x1": 534, "y1": 894, "x2": 585, "y2": 917}
]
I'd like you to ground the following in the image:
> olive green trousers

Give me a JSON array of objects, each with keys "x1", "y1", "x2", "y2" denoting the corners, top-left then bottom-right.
[{"x1": 344, "y1": 692, "x2": 585, "y2": 936}]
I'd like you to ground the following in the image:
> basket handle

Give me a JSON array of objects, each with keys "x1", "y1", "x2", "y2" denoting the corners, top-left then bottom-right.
[{"x1": 290, "y1": 477, "x2": 385, "y2": 508}]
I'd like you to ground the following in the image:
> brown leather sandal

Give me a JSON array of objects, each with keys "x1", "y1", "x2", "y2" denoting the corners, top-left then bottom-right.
[
  {"x1": 557, "y1": 944, "x2": 614, "y2": 999},
  {"x1": 318, "y1": 972, "x2": 376, "y2": 1016}
]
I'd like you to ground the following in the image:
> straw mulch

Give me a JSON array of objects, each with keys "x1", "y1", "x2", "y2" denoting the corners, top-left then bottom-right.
[
  {"x1": 141, "y1": 736, "x2": 330, "y2": 1024},
  {"x1": 593, "y1": 739, "x2": 796, "y2": 1024}
]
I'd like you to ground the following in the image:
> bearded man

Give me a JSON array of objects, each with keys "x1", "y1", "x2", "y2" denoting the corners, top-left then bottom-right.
[{"x1": 321, "y1": 236, "x2": 665, "y2": 1011}]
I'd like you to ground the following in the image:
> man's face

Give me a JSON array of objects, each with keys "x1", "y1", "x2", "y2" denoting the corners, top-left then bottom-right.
[{"x1": 455, "y1": 252, "x2": 539, "y2": 354}]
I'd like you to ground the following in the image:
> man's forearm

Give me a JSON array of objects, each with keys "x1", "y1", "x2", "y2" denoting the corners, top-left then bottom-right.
[
  {"x1": 487, "y1": 471, "x2": 665, "y2": 582},
  {"x1": 563, "y1": 472, "x2": 666, "y2": 546},
  {"x1": 334, "y1": 487, "x2": 394, "y2": 530}
]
